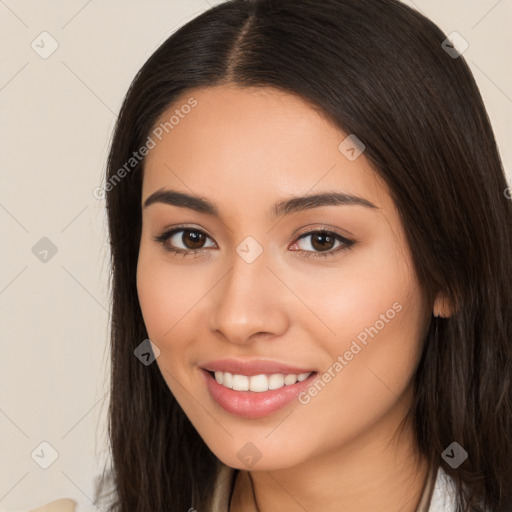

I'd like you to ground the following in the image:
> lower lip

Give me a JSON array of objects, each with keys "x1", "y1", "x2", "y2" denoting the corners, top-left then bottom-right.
[{"x1": 201, "y1": 368, "x2": 318, "y2": 419}]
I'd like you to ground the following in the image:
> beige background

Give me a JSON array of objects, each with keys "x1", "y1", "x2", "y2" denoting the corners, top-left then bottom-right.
[{"x1": 0, "y1": 0, "x2": 510, "y2": 510}]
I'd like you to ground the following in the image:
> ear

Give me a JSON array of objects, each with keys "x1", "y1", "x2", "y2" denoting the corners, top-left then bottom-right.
[{"x1": 433, "y1": 291, "x2": 453, "y2": 318}]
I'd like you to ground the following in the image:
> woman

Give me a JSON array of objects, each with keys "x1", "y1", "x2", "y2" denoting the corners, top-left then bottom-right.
[{"x1": 94, "y1": 0, "x2": 512, "y2": 510}]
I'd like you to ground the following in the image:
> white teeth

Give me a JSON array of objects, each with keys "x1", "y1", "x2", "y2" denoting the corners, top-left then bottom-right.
[
  {"x1": 233, "y1": 374, "x2": 249, "y2": 391},
  {"x1": 212, "y1": 371, "x2": 312, "y2": 392},
  {"x1": 284, "y1": 374, "x2": 298, "y2": 385},
  {"x1": 268, "y1": 373, "x2": 285, "y2": 390},
  {"x1": 249, "y1": 374, "x2": 268, "y2": 392},
  {"x1": 223, "y1": 372, "x2": 233, "y2": 389}
]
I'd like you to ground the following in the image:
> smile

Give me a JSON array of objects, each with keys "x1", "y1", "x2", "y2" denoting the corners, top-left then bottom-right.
[
  {"x1": 212, "y1": 370, "x2": 312, "y2": 392},
  {"x1": 200, "y1": 368, "x2": 319, "y2": 419}
]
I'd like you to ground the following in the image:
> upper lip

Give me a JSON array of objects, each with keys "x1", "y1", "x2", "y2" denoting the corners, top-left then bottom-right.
[{"x1": 201, "y1": 358, "x2": 316, "y2": 376}]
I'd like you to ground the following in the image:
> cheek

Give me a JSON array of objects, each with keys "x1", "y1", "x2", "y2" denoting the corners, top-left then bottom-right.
[
  {"x1": 288, "y1": 237, "x2": 420, "y2": 348},
  {"x1": 136, "y1": 254, "x2": 170, "y2": 339},
  {"x1": 314, "y1": 245, "x2": 424, "y2": 413},
  {"x1": 136, "y1": 250, "x2": 198, "y2": 395},
  {"x1": 288, "y1": 235, "x2": 426, "y2": 413},
  {"x1": 136, "y1": 245, "x2": 203, "y2": 341}
]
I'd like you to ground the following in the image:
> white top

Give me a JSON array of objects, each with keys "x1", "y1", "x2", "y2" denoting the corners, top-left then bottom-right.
[{"x1": 428, "y1": 466, "x2": 458, "y2": 511}]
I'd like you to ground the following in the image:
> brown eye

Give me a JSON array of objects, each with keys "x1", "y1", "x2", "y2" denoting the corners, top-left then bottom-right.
[
  {"x1": 309, "y1": 232, "x2": 337, "y2": 251},
  {"x1": 291, "y1": 229, "x2": 355, "y2": 259},
  {"x1": 153, "y1": 228, "x2": 216, "y2": 256},
  {"x1": 180, "y1": 229, "x2": 207, "y2": 249},
  {"x1": 295, "y1": 231, "x2": 342, "y2": 252}
]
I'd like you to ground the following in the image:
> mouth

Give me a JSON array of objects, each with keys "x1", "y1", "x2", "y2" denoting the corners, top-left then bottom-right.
[
  {"x1": 200, "y1": 367, "x2": 319, "y2": 419},
  {"x1": 205, "y1": 369, "x2": 315, "y2": 392}
]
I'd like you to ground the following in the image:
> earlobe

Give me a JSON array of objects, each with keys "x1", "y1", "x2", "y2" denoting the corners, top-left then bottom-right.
[{"x1": 433, "y1": 292, "x2": 453, "y2": 318}]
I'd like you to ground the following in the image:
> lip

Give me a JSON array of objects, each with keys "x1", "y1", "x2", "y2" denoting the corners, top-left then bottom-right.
[
  {"x1": 200, "y1": 358, "x2": 316, "y2": 376},
  {"x1": 200, "y1": 368, "x2": 318, "y2": 419}
]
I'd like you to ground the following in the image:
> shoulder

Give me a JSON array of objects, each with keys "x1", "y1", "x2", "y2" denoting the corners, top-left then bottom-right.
[
  {"x1": 6, "y1": 468, "x2": 116, "y2": 512},
  {"x1": 0, "y1": 499, "x2": 77, "y2": 512}
]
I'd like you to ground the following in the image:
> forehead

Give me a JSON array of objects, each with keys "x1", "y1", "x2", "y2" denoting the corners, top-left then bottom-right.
[{"x1": 141, "y1": 85, "x2": 391, "y2": 214}]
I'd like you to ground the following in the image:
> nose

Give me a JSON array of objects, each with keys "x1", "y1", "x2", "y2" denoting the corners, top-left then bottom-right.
[{"x1": 208, "y1": 246, "x2": 290, "y2": 345}]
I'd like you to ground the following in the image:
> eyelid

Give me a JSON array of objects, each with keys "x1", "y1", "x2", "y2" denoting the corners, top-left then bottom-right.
[
  {"x1": 156, "y1": 223, "x2": 353, "y2": 242},
  {"x1": 152, "y1": 224, "x2": 217, "y2": 251},
  {"x1": 152, "y1": 224, "x2": 355, "y2": 258},
  {"x1": 289, "y1": 225, "x2": 355, "y2": 258},
  {"x1": 293, "y1": 223, "x2": 354, "y2": 240}
]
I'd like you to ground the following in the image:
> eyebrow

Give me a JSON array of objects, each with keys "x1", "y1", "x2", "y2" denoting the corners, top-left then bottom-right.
[{"x1": 143, "y1": 188, "x2": 379, "y2": 219}]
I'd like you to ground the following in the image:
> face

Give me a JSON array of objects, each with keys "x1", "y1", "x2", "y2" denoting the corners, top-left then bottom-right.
[{"x1": 136, "y1": 85, "x2": 431, "y2": 471}]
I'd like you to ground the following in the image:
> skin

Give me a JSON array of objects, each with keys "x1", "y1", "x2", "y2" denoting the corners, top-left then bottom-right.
[{"x1": 136, "y1": 84, "x2": 450, "y2": 512}]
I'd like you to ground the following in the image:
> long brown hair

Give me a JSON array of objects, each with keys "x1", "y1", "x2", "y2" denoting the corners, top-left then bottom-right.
[{"x1": 96, "y1": 0, "x2": 512, "y2": 510}]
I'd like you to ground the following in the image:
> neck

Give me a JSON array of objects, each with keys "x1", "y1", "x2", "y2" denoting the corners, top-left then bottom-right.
[{"x1": 230, "y1": 389, "x2": 429, "y2": 512}]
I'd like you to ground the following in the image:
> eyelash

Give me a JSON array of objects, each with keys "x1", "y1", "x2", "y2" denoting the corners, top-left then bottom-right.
[{"x1": 152, "y1": 225, "x2": 355, "y2": 260}]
